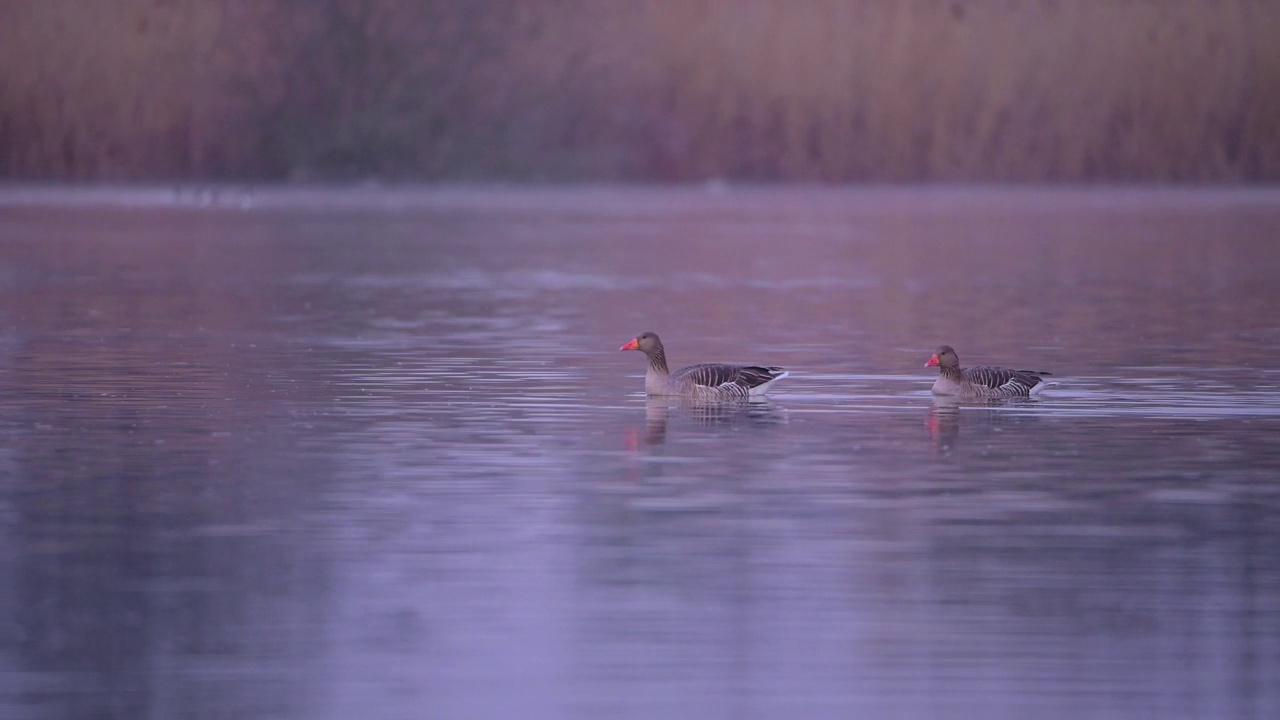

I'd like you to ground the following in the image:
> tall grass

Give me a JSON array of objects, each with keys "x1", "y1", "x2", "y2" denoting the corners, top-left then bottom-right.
[
  {"x1": 1, "y1": 0, "x2": 1277, "y2": 181},
  {"x1": 0, "y1": 1, "x2": 270, "y2": 178}
]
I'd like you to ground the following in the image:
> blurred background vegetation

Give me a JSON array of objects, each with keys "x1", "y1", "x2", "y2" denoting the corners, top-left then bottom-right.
[{"x1": 2, "y1": 0, "x2": 1277, "y2": 182}]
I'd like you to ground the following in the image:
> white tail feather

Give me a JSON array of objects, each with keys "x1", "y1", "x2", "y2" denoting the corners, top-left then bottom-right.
[{"x1": 748, "y1": 370, "x2": 790, "y2": 397}]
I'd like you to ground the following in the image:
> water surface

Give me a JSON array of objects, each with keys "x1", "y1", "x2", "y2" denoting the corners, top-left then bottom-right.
[{"x1": 1, "y1": 186, "x2": 1279, "y2": 719}]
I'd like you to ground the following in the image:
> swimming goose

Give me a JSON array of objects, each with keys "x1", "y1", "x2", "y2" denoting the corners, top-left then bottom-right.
[
  {"x1": 925, "y1": 345, "x2": 1051, "y2": 398},
  {"x1": 619, "y1": 332, "x2": 789, "y2": 399}
]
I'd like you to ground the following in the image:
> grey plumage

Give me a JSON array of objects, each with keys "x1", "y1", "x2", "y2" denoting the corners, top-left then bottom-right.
[
  {"x1": 674, "y1": 363, "x2": 790, "y2": 398},
  {"x1": 621, "y1": 331, "x2": 789, "y2": 399},
  {"x1": 926, "y1": 345, "x2": 1051, "y2": 398}
]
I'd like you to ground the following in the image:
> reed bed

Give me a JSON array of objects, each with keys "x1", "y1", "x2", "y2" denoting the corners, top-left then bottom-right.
[{"x1": 1, "y1": 0, "x2": 1276, "y2": 181}]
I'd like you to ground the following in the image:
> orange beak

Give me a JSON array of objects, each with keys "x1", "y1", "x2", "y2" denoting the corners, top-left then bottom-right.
[
  {"x1": 925, "y1": 354, "x2": 940, "y2": 367},
  {"x1": 620, "y1": 338, "x2": 639, "y2": 351}
]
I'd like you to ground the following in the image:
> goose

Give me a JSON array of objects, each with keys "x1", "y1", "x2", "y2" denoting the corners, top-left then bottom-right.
[
  {"x1": 925, "y1": 345, "x2": 1051, "y2": 398},
  {"x1": 619, "y1": 332, "x2": 789, "y2": 399}
]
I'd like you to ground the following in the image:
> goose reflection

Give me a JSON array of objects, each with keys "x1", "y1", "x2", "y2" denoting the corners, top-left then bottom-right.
[
  {"x1": 926, "y1": 396, "x2": 964, "y2": 451},
  {"x1": 926, "y1": 395, "x2": 1042, "y2": 454},
  {"x1": 628, "y1": 396, "x2": 786, "y2": 448}
]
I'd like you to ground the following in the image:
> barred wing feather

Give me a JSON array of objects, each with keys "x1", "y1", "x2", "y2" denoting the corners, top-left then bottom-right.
[
  {"x1": 675, "y1": 363, "x2": 787, "y2": 391},
  {"x1": 963, "y1": 365, "x2": 1051, "y2": 395}
]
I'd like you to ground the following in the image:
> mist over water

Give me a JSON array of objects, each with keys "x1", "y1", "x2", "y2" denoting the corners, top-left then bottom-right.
[{"x1": 1, "y1": 186, "x2": 1278, "y2": 720}]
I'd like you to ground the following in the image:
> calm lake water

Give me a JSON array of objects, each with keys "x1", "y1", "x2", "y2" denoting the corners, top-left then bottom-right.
[{"x1": 1, "y1": 186, "x2": 1279, "y2": 719}]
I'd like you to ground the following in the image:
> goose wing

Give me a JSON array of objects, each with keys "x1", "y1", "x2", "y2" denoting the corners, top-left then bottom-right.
[
  {"x1": 674, "y1": 363, "x2": 787, "y2": 391},
  {"x1": 962, "y1": 365, "x2": 1050, "y2": 395}
]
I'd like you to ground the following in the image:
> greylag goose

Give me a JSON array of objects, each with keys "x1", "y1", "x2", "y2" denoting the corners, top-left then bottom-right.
[
  {"x1": 619, "y1": 332, "x2": 789, "y2": 399},
  {"x1": 925, "y1": 345, "x2": 1051, "y2": 398}
]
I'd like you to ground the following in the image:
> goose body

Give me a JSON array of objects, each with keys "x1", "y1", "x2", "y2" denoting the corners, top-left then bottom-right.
[
  {"x1": 925, "y1": 345, "x2": 1051, "y2": 398},
  {"x1": 620, "y1": 332, "x2": 788, "y2": 399}
]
